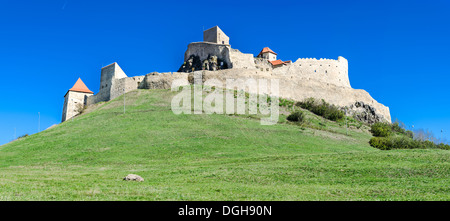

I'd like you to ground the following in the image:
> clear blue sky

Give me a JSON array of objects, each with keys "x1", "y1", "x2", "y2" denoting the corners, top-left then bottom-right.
[{"x1": 1, "y1": 0, "x2": 449, "y2": 145}]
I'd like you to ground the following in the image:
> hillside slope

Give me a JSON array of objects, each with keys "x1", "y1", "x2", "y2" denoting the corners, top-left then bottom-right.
[{"x1": 0, "y1": 89, "x2": 448, "y2": 200}]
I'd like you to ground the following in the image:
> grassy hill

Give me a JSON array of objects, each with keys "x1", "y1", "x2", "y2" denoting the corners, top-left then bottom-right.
[{"x1": 0, "y1": 89, "x2": 448, "y2": 200}]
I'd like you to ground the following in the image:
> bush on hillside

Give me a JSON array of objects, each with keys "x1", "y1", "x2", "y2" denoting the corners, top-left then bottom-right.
[
  {"x1": 370, "y1": 122, "x2": 392, "y2": 137},
  {"x1": 287, "y1": 111, "x2": 305, "y2": 123},
  {"x1": 17, "y1": 134, "x2": 28, "y2": 139},
  {"x1": 391, "y1": 121, "x2": 405, "y2": 134},
  {"x1": 279, "y1": 98, "x2": 295, "y2": 108},
  {"x1": 323, "y1": 105, "x2": 345, "y2": 121},
  {"x1": 295, "y1": 98, "x2": 344, "y2": 121},
  {"x1": 369, "y1": 136, "x2": 450, "y2": 150},
  {"x1": 405, "y1": 130, "x2": 414, "y2": 139}
]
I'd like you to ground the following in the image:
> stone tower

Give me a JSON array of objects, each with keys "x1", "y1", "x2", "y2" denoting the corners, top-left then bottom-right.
[
  {"x1": 257, "y1": 47, "x2": 277, "y2": 61},
  {"x1": 62, "y1": 78, "x2": 94, "y2": 122},
  {"x1": 96, "y1": 62, "x2": 127, "y2": 102},
  {"x1": 203, "y1": 26, "x2": 229, "y2": 45}
]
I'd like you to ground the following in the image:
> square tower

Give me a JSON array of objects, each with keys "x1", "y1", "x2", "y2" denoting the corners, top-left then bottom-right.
[
  {"x1": 62, "y1": 78, "x2": 94, "y2": 122},
  {"x1": 203, "y1": 26, "x2": 229, "y2": 45}
]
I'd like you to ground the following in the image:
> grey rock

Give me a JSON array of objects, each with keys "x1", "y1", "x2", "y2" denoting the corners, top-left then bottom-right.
[
  {"x1": 123, "y1": 174, "x2": 144, "y2": 182},
  {"x1": 344, "y1": 101, "x2": 387, "y2": 124}
]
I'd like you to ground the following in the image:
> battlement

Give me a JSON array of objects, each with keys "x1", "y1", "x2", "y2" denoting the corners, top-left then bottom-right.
[
  {"x1": 279, "y1": 56, "x2": 351, "y2": 88},
  {"x1": 62, "y1": 26, "x2": 389, "y2": 123}
]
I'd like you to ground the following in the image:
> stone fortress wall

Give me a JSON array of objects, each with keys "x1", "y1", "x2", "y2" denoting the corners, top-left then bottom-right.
[
  {"x1": 64, "y1": 26, "x2": 391, "y2": 123},
  {"x1": 86, "y1": 63, "x2": 145, "y2": 105},
  {"x1": 273, "y1": 56, "x2": 350, "y2": 88},
  {"x1": 184, "y1": 42, "x2": 255, "y2": 70}
]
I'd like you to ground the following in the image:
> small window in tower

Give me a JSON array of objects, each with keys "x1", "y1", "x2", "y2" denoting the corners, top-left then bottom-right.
[{"x1": 222, "y1": 41, "x2": 224, "y2": 44}]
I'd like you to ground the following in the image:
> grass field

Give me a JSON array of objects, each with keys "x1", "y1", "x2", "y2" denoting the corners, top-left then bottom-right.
[{"x1": 0, "y1": 89, "x2": 448, "y2": 200}]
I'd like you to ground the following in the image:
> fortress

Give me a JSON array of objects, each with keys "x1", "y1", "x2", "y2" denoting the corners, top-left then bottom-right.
[{"x1": 62, "y1": 26, "x2": 391, "y2": 123}]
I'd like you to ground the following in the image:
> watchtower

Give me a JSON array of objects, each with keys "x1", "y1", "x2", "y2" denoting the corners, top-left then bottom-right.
[
  {"x1": 62, "y1": 78, "x2": 94, "y2": 122},
  {"x1": 203, "y1": 26, "x2": 230, "y2": 45},
  {"x1": 257, "y1": 47, "x2": 277, "y2": 61}
]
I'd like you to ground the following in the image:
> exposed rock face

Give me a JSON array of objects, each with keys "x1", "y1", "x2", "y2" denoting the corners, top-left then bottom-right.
[
  {"x1": 178, "y1": 55, "x2": 227, "y2": 72},
  {"x1": 178, "y1": 55, "x2": 202, "y2": 72},
  {"x1": 346, "y1": 101, "x2": 387, "y2": 124},
  {"x1": 183, "y1": 42, "x2": 232, "y2": 70},
  {"x1": 123, "y1": 174, "x2": 144, "y2": 182}
]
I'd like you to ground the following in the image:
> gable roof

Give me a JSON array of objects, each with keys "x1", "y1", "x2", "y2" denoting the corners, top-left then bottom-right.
[
  {"x1": 269, "y1": 59, "x2": 285, "y2": 66},
  {"x1": 68, "y1": 78, "x2": 94, "y2": 94},
  {"x1": 258, "y1": 47, "x2": 277, "y2": 57}
]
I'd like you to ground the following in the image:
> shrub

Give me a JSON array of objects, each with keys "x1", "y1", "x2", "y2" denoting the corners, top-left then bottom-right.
[
  {"x1": 438, "y1": 143, "x2": 450, "y2": 150},
  {"x1": 323, "y1": 105, "x2": 345, "y2": 121},
  {"x1": 75, "y1": 103, "x2": 87, "y2": 115},
  {"x1": 296, "y1": 98, "x2": 315, "y2": 110},
  {"x1": 296, "y1": 98, "x2": 344, "y2": 121},
  {"x1": 369, "y1": 136, "x2": 450, "y2": 150},
  {"x1": 405, "y1": 130, "x2": 414, "y2": 139},
  {"x1": 279, "y1": 98, "x2": 294, "y2": 108},
  {"x1": 17, "y1": 134, "x2": 29, "y2": 139},
  {"x1": 370, "y1": 122, "x2": 392, "y2": 137},
  {"x1": 369, "y1": 137, "x2": 392, "y2": 150},
  {"x1": 391, "y1": 121, "x2": 405, "y2": 134},
  {"x1": 287, "y1": 111, "x2": 305, "y2": 123}
]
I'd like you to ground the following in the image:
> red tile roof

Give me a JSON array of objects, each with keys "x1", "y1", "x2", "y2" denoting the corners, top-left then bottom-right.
[
  {"x1": 258, "y1": 47, "x2": 277, "y2": 57},
  {"x1": 269, "y1": 59, "x2": 285, "y2": 66},
  {"x1": 68, "y1": 78, "x2": 93, "y2": 94}
]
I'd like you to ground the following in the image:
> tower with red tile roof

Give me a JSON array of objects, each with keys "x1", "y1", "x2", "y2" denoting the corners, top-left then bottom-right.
[
  {"x1": 61, "y1": 78, "x2": 94, "y2": 122},
  {"x1": 257, "y1": 47, "x2": 277, "y2": 61}
]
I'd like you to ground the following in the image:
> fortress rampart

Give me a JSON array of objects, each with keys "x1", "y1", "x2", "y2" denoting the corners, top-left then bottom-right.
[
  {"x1": 63, "y1": 26, "x2": 391, "y2": 123},
  {"x1": 273, "y1": 56, "x2": 350, "y2": 88}
]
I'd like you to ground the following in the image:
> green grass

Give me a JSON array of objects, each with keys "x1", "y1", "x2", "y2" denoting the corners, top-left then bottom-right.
[{"x1": 0, "y1": 89, "x2": 448, "y2": 200}]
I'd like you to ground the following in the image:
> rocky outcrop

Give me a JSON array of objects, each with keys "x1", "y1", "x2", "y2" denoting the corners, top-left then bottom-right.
[
  {"x1": 178, "y1": 55, "x2": 227, "y2": 72},
  {"x1": 183, "y1": 42, "x2": 232, "y2": 70},
  {"x1": 345, "y1": 101, "x2": 387, "y2": 124},
  {"x1": 178, "y1": 55, "x2": 202, "y2": 72}
]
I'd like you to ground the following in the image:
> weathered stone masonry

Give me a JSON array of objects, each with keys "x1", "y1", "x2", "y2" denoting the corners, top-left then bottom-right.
[{"x1": 62, "y1": 26, "x2": 391, "y2": 123}]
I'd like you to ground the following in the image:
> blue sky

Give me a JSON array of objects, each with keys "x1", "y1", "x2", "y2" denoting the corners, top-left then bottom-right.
[{"x1": 0, "y1": 0, "x2": 449, "y2": 145}]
